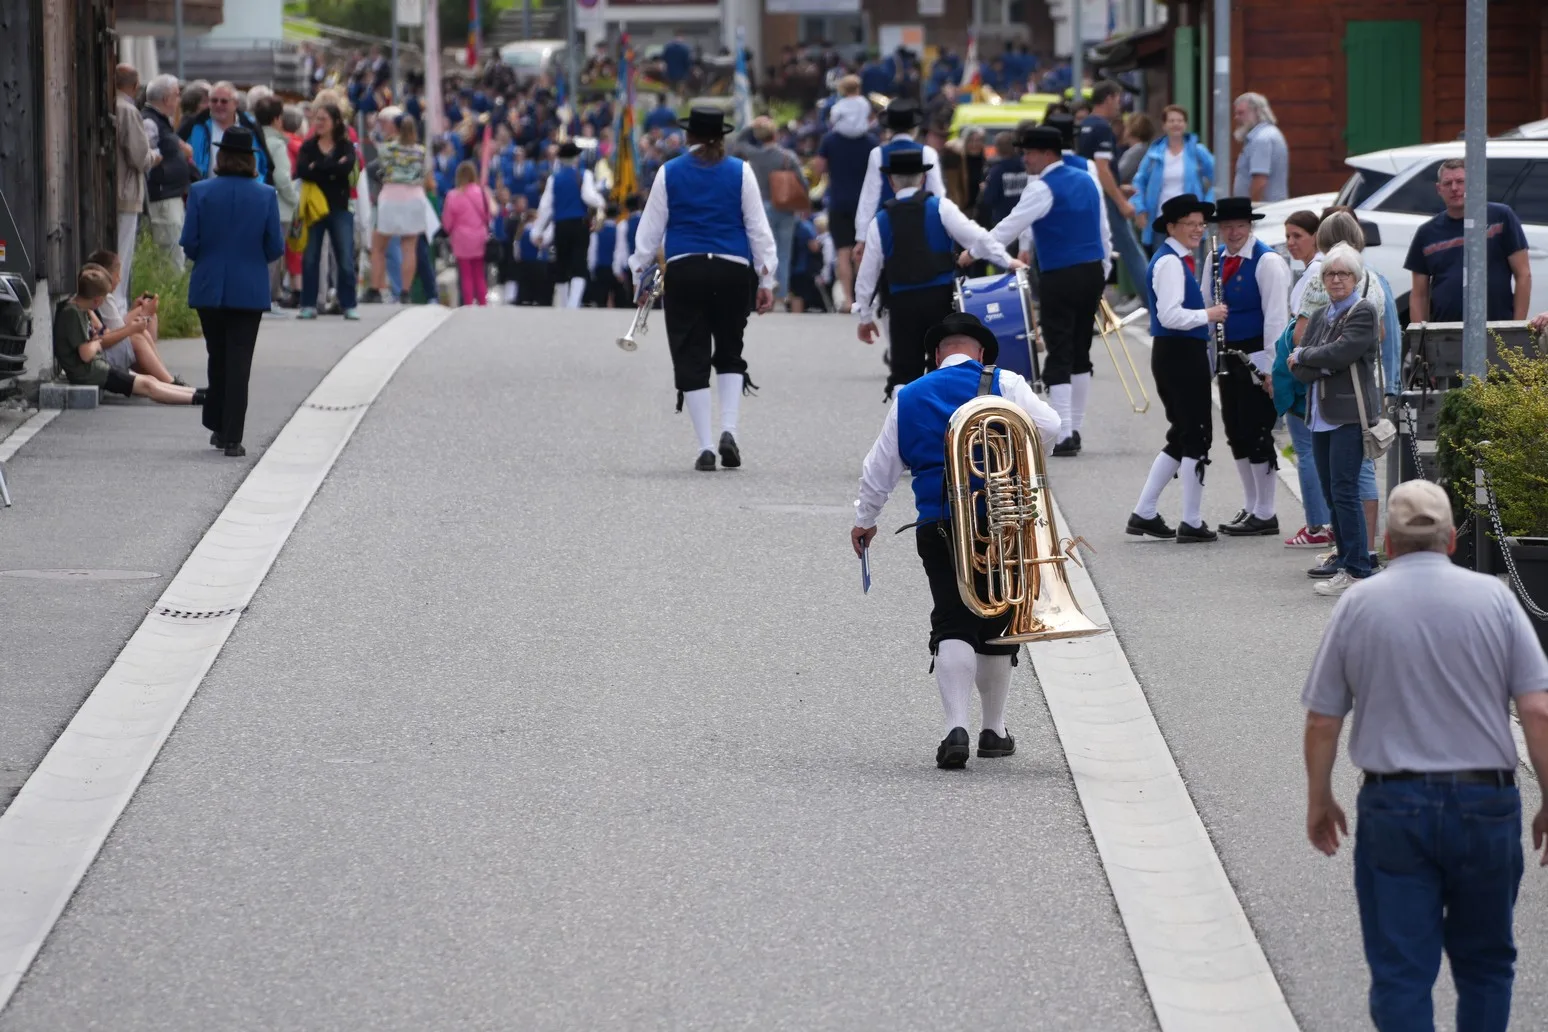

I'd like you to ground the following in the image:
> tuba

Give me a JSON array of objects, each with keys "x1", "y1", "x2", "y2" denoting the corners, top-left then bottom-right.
[{"x1": 945, "y1": 396, "x2": 1103, "y2": 644}]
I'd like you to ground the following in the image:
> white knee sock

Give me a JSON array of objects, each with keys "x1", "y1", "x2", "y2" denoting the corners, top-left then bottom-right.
[
  {"x1": 1049, "y1": 383, "x2": 1073, "y2": 442},
  {"x1": 1180, "y1": 457, "x2": 1205, "y2": 527},
  {"x1": 1234, "y1": 458, "x2": 1256, "y2": 515},
  {"x1": 1253, "y1": 462, "x2": 1277, "y2": 520},
  {"x1": 935, "y1": 639, "x2": 976, "y2": 734},
  {"x1": 504, "y1": 281, "x2": 517, "y2": 303},
  {"x1": 567, "y1": 276, "x2": 587, "y2": 309},
  {"x1": 683, "y1": 388, "x2": 714, "y2": 453},
  {"x1": 1134, "y1": 452, "x2": 1180, "y2": 519},
  {"x1": 1069, "y1": 372, "x2": 1092, "y2": 434},
  {"x1": 717, "y1": 372, "x2": 742, "y2": 435},
  {"x1": 976, "y1": 653, "x2": 1013, "y2": 735}
]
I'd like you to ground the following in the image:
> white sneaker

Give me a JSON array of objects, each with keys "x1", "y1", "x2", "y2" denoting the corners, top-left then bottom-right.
[{"x1": 1313, "y1": 570, "x2": 1356, "y2": 597}]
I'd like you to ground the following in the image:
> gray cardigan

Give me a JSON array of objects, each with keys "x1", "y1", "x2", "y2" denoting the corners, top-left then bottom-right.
[{"x1": 1291, "y1": 298, "x2": 1380, "y2": 427}]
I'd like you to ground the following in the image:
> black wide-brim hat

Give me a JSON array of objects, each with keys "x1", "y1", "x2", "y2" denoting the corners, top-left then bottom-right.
[
  {"x1": 557, "y1": 140, "x2": 582, "y2": 159},
  {"x1": 678, "y1": 106, "x2": 734, "y2": 138},
  {"x1": 882, "y1": 98, "x2": 923, "y2": 132},
  {"x1": 214, "y1": 125, "x2": 257, "y2": 155},
  {"x1": 1209, "y1": 196, "x2": 1265, "y2": 223},
  {"x1": 924, "y1": 312, "x2": 999, "y2": 365},
  {"x1": 1016, "y1": 125, "x2": 1064, "y2": 154},
  {"x1": 1154, "y1": 193, "x2": 1215, "y2": 237},
  {"x1": 1041, "y1": 112, "x2": 1077, "y2": 148},
  {"x1": 879, "y1": 148, "x2": 933, "y2": 176}
]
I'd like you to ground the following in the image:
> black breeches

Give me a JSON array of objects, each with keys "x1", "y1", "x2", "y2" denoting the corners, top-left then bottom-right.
[
  {"x1": 916, "y1": 523, "x2": 1019, "y2": 657},
  {"x1": 663, "y1": 256, "x2": 755, "y2": 393},
  {"x1": 1036, "y1": 261, "x2": 1104, "y2": 387},
  {"x1": 1151, "y1": 335, "x2": 1213, "y2": 462},
  {"x1": 1218, "y1": 337, "x2": 1278, "y2": 463},
  {"x1": 885, "y1": 283, "x2": 956, "y2": 392}
]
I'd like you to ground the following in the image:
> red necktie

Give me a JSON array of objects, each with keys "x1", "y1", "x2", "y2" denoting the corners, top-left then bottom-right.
[
  {"x1": 1221, "y1": 255, "x2": 1243, "y2": 283},
  {"x1": 1183, "y1": 255, "x2": 1196, "y2": 276}
]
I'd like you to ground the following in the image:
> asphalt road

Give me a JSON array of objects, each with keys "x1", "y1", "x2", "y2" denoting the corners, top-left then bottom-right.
[{"x1": 0, "y1": 307, "x2": 1542, "y2": 1031}]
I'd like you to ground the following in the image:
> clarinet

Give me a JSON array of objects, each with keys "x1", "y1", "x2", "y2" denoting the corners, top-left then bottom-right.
[{"x1": 1209, "y1": 229, "x2": 1255, "y2": 380}]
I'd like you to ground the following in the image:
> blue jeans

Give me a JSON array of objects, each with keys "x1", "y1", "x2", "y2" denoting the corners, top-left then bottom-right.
[
  {"x1": 764, "y1": 203, "x2": 796, "y2": 299},
  {"x1": 1286, "y1": 413, "x2": 1332, "y2": 527},
  {"x1": 386, "y1": 236, "x2": 403, "y2": 297},
  {"x1": 301, "y1": 209, "x2": 357, "y2": 311},
  {"x1": 1312, "y1": 422, "x2": 1371, "y2": 576},
  {"x1": 1106, "y1": 196, "x2": 1150, "y2": 301},
  {"x1": 1355, "y1": 781, "x2": 1523, "y2": 1032}
]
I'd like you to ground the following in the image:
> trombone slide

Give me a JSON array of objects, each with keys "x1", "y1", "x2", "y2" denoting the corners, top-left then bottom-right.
[{"x1": 1096, "y1": 298, "x2": 1151, "y2": 414}]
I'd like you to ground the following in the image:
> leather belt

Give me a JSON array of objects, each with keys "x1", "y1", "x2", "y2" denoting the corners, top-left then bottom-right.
[{"x1": 1362, "y1": 769, "x2": 1516, "y2": 787}]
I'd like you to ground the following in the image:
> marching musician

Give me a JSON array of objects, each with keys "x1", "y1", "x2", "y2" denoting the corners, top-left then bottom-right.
[
  {"x1": 1203, "y1": 197, "x2": 1291, "y2": 537},
  {"x1": 629, "y1": 107, "x2": 777, "y2": 472},
  {"x1": 587, "y1": 203, "x2": 629, "y2": 308},
  {"x1": 532, "y1": 140, "x2": 605, "y2": 309},
  {"x1": 612, "y1": 193, "x2": 644, "y2": 297},
  {"x1": 1126, "y1": 194, "x2": 1228, "y2": 543},
  {"x1": 989, "y1": 126, "x2": 1108, "y2": 457},
  {"x1": 850, "y1": 313, "x2": 1061, "y2": 769},
  {"x1": 852, "y1": 99, "x2": 947, "y2": 255},
  {"x1": 853, "y1": 149, "x2": 1022, "y2": 397}
]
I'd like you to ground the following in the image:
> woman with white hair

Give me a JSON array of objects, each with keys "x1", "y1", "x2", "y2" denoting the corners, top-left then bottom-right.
[{"x1": 1288, "y1": 242, "x2": 1381, "y2": 596}]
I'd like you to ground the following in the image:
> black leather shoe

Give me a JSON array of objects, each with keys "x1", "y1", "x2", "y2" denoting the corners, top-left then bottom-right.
[
  {"x1": 1219, "y1": 514, "x2": 1281, "y2": 537},
  {"x1": 1307, "y1": 557, "x2": 1341, "y2": 579},
  {"x1": 1071, "y1": 431, "x2": 1082, "y2": 451},
  {"x1": 1126, "y1": 512, "x2": 1176, "y2": 539},
  {"x1": 191, "y1": 388, "x2": 208, "y2": 407},
  {"x1": 1176, "y1": 521, "x2": 1219, "y2": 543},
  {"x1": 1052, "y1": 435, "x2": 1080, "y2": 457},
  {"x1": 223, "y1": 443, "x2": 246, "y2": 458},
  {"x1": 718, "y1": 431, "x2": 741, "y2": 469},
  {"x1": 694, "y1": 449, "x2": 717, "y2": 471},
  {"x1": 978, "y1": 728, "x2": 1016, "y2": 758},
  {"x1": 936, "y1": 727, "x2": 970, "y2": 769},
  {"x1": 209, "y1": 432, "x2": 225, "y2": 449},
  {"x1": 1219, "y1": 509, "x2": 1248, "y2": 530}
]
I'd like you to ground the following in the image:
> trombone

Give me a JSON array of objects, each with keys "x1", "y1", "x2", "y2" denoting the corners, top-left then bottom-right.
[{"x1": 1096, "y1": 298, "x2": 1151, "y2": 414}]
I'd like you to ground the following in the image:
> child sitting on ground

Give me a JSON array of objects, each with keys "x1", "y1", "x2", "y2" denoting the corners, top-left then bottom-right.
[
  {"x1": 83, "y1": 250, "x2": 189, "y2": 387},
  {"x1": 54, "y1": 265, "x2": 202, "y2": 406}
]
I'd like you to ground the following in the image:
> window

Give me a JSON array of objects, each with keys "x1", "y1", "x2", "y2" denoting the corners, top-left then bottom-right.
[
  {"x1": 1376, "y1": 158, "x2": 1533, "y2": 215},
  {"x1": 1335, "y1": 169, "x2": 1395, "y2": 208},
  {"x1": 1508, "y1": 162, "x2": 1548, "y2": 226}
]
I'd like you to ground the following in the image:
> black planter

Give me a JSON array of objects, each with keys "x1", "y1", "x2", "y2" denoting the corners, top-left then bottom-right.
[
  {"x1": 1506, "y1": 537, "x2": 1548, "y2": 654},
  {"x1": 1453, "y1": 528, "x2": 1506, "y2": 573}
]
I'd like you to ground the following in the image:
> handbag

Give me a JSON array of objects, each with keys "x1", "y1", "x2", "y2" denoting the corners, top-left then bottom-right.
[
  {"x1": 769, "y1": 166, "x2": 811, "y2": 213},
  {"x1": 1350, "y1": 361, "x2": 1396, "y2": 459}
]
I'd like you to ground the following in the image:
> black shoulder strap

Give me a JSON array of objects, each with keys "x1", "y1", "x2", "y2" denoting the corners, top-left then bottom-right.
[{"x1": 977, "y1": 364, "x2": 997, "y2": 395}]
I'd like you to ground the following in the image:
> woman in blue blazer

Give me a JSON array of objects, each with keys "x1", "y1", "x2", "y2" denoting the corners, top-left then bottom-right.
[
  {"x1": 180, "y1": 126, "x2": 285, "y2": 457},
  {"x1": 1130, "y1": 106, "x2": 1217, "y2": 251}
]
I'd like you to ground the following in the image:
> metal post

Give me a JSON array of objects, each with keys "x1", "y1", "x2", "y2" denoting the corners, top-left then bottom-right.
[
  {"x1": 391, "y1": 0, "x2": 400, "y2": 104},
  {"x1": 1211, "y1": 0, "x2": 1230, "y2": 194},
  {"x1": 523, "y1": 0, "x2": 532, "y2": 41},
  {"x1": 566, "y1": 0, "x2": 579, "y2": 112},
  {"x1": 1463, "y1": 0, "x2": 1487, "y2": 380},
  {"x1": 1070, "y1": 0, "x2": 1083, "y2": 102},
  {"x1": 174, "y1": 0, "x2": 185, "y2": 80}
]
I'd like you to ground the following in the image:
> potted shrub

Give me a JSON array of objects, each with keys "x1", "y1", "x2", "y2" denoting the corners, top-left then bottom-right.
[{"x1": 1434, "y1": 384, "x2": 1503, "y2": 572}]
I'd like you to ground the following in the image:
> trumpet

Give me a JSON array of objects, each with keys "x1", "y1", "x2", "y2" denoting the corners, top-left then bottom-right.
[
  {"x1": 617, "y1": 266, "x2": 663, "y2": 352},
  {"x1": 1095, "y1": 298, "x2": 1150, "y2": 414}
]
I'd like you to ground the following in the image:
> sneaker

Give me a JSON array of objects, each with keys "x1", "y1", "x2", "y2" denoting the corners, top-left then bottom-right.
[
  {"x1": 936, "y1": 727, "x2": 971, "y2": 769},
  {"x1": 1307, "y1": 557, "x2": 1341, "y2": 579},
  {"x1": 342, "y1": 308, "x2": 361, "y2": 321},
  {"x1": 361, "y1": 289, "x2": 383, "y2": 304},
  {"x1": 978, "y1": 728, "x2": 1016, "y2": 758},
  {"x1": 1313, "y1": 570, "x2": 1359, "y2": 596},
  {"x1": 1316, "y1": 548, "x2": 1338, "y2": 565},
  {"x1": 1176, "y1": 521, "x2": 1218, "y2": 543},
  {"x1": 1126, "y1": 512, "x2": 1176, "y2": 539},
  {"x1": 1284, "y1": 525, "x2": 1333, "y2": 548},
  {"x1": 296, "y1": 308, "x2": 318, "y2": 320}
]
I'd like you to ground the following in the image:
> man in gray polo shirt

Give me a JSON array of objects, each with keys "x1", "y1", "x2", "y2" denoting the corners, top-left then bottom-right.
[
  {"x1": 1302, "y1": 480, "x2": 1548, "y2": 1032},
  {"x1": 1232, "y1": 92, "x2": 1289, "y2": 203}
]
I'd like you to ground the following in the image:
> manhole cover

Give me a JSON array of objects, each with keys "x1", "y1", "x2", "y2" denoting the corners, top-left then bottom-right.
[
  {"x1": 743, "y1": 504, "x2": 855, "y2": 516},
  {"x1": 0, "y1": 569, "x2": 160, "y2": 582}
]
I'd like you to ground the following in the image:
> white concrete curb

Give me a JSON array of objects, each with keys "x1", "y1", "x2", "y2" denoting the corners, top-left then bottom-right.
[
  {"x1": 0, "y1": 410, "x2": 60, "y2": 465},
  {"x1": 0, "y1": 306, "x2": 452, "y2": 1014}
]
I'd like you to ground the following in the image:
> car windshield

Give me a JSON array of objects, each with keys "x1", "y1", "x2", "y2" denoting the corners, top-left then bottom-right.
[
  {"x1": 1334, "y1": 169, "x2": 1394, "y2": 208},
  {"x1": 504, "y1": 51, "x2": 546, "y2": 68}
]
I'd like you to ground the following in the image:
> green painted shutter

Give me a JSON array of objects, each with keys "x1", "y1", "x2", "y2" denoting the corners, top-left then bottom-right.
[
  {"x1": 1172, "y1": 26, "x2": 1197, "y2": 132},
  {"x1": 1343, "y1": 21, "x2": 1422, "y2": 156}
]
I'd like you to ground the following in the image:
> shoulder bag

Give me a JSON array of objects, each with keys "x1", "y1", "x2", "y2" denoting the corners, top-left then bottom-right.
[
  {"x1": 1346, "y1": 297, "x2": 1395, "y2": 459},
  {"x1": 769, "y1": 154, "x2": 811, "y2": 213}
]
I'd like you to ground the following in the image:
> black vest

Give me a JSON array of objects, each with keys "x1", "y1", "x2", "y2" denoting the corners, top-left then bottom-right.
[
  {"x1": 881, "y1": 193, "x2": 956, "y2": 289},
  {"x1": 145, "y1": 107, "x2": 193, "y2": 203}
]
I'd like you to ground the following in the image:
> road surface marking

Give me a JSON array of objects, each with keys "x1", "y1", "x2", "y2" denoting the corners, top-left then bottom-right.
[{"x1": 0, "y1": 410, "x2": 60, "y2": 464}]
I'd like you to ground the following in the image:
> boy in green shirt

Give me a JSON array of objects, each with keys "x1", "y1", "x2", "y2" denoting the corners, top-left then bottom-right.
[{"x1": 54, "y1": 265, "x2": 202, "y2": 405}]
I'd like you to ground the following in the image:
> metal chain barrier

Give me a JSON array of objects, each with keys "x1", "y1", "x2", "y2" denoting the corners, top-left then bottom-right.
[{"x1": 1480, "y1": 471, "x2": 1548, "y2": 620}]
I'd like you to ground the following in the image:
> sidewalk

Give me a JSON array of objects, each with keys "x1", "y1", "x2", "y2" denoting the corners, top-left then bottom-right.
[{"x1": 0, "y1": 309, "x2": 397, "y2": 814}]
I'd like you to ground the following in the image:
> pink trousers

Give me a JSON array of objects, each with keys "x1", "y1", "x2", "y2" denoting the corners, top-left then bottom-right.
[{"x1": 458, "y1": 257, "x2": 488, "y2": 306}]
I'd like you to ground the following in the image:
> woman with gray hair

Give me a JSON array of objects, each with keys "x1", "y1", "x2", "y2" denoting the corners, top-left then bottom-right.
[{"x1": 1289, "y1": 242, "x2": 1381, "y2": 595}]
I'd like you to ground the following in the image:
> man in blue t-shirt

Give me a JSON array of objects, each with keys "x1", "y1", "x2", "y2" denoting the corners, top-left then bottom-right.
[
  {"x1": 644, "y1": 94, "x2": 679, "y2": 134},
  {"x1": 1404, "y1": 159, "x2": 1532, "y2": 323},
  {"x1": 661, "y1": 34, "x2": 693, "y2": 87}
]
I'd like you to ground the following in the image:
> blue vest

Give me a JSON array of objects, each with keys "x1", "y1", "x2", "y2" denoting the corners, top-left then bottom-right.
[
  {"x1": 552, "y1": 165, "x2": 587, "y2": 221},
  {"x1": 877, "y1": 193, "x2": 955, "y2": 293},
  {"x1": 1032, "y1": 163, "x2": 1105, "y2": 271},
  {"x1": 1147, "y1": 246, "x2": 1209, "y2": 340},
  {"x1": 595, "y1": 222, "x2": 617, "y2": 270},
  {"x1": 662, "y1": 154, "x2": 751, "y2": 262},
  {"x1": 897, "y1": 362, "x2": 1004, "y2": 523},
  {"x1": 519, "y1": 227, "x2": 543, "y2": 262},
  {"x1": 627, "y1": 213, "x2": 641, "y2": 255},
  {"x1": 1219, "y1": 238, "x2": 1271, "y2": 342},
  {"x1": 1061, "y1": 153, "x2": 1089, "y2": 172},
  {"x1": 878, "y1": 136, "x2": 924, "y2": 204}
]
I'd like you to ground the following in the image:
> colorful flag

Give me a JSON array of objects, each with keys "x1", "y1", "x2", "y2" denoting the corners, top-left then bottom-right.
[
  {"x1": 733, "y1": 27, "x2": 754, "y2": 130},
  {"x1": 612, "y1": 35, "x2": 639, "y2": 205},
  {"x1": 959, "y1": 33, "x2": 982, "y2": 101},
  {"x1": 468, "y1": 0, "x2": 482, "y2": 68}
]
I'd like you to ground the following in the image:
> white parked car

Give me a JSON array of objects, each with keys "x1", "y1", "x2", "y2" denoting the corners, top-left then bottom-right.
[{"x1": 1253, "y1": 140, "x2": 1548, "y2": 321}]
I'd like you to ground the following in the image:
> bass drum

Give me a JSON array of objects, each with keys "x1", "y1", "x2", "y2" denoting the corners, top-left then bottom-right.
[{"x1": 953, "y1": 268, "x2": 1041, "y2": 388}]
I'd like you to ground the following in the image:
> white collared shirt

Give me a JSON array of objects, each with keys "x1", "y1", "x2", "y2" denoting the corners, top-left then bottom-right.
[
  {"x1": 1152, "y1": 236, "x2": 1209, "y2": 333},
  {"x1": 1202, "y1": 232, "x2": 1292, "y2": 373},
  {"x1": 853, "y1": 133, "x2": 948, "y2": 243},
  {"x1": 853, "y1": 354, "x2": 1063, "y2": 529},
  {"x1": 628, "y1": 153, "x2": 780, "y2": 291},
  {"x1": 531, "y1": 163, "x2": 605, "y2": 240},
  {"x1": 851, "y1": 187, "x2": 1017, "y2": 323},
  {"x1": 989, "y1": 154, "x2": 1112, "y2": 279}
]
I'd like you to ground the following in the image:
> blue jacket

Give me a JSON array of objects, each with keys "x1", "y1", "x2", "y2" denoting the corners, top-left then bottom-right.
[
  {"x1": 1130, "y1": 135, "x2": 1216, "y2": 247},
  {"x1": 181, "y1": 175, "x2": 285, "y2": 311},
  {"x1": 183, "y1": 111, "x2": 273, "y2": 184}
]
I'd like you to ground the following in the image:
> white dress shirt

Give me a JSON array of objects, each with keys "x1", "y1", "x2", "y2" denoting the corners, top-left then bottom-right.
[
  {"x1": 628, "y1": 151, "x2": 780, "y2": 291},
  {"x1": 531, "y1": 164, "x2": 605, "y2": 239},
  {"x1": 1152, "y1": 236, "x2": 1209, "y2": 333},
  {"x1": 1289, "y1": 253, "x2": 1324, "y2": 318},
  {"x1": 851, "y1": 188, "x2": 1017, "y2": 323},
  {"x1": 1202, "y1": 233, "x2": 1291, "y2": 374},
  {"x1": 853, "y1": 353, "x2": 1064, "y2": 529},
  {"x1": 853, "y1": 135, "x2": 948, "y2": 243},
  {"x1": 613, "y1": 219, "x2": 631, "y2": 280},
  {"x1": 989, "y1": 155, "x2": 1112, "y2": 279}
]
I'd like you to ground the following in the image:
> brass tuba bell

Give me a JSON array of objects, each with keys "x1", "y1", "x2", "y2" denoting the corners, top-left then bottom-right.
[{"x1": 945, "y1": 396, "x2": 1104, "y2": 644}]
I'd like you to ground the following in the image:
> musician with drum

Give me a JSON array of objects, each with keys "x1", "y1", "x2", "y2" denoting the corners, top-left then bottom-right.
[
  {"x1": 853, "y1": 149, "x2": 1023, "y2": 398},
  {"x1": 849, "y1": 313, "x2": 1062, "y2": 769},
  {"x1": 628, "y1": 108, "x2": 777, "y2": 472},
  {"x1": 989, "y1": 126, "x2": 1109, "y2": 457}
]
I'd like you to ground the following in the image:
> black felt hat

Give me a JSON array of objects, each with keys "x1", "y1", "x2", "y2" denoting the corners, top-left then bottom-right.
[
  {"x1": 557, "y1": 140, "x2": 582, "y2": 159},
  {"x1": 879, "y1": 147, "x2": 933, "y2": 176},
  {"x1": 882, "y1": 98, "x2": 923, "y2": 132},
  {"x1": 924, "y1": 312, "x2": 999, "y2": 365},
  {"x1": 1209, "y1": 196, "x2": 1265, "y2": 223},
  {"x1": 677, "y1": 106, "x2": 734, "y2": 138},
  {"x1": 214, "y1": 125, "x2": 257, "y2": 154},
  {"x1": 1153, "y1": 193, "x2": 1215, "y2": 237},
  {"x1": 1016, "y1": 125, "x2": 1064, "y2": 154},
  {"x1": 1041, "y1": 112, "x2": 1077, "y2": 148}
]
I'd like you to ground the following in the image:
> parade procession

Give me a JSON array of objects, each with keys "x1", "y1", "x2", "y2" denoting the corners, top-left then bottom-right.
[{"x1": 6, "y1": 1, "x2": 1548, "y2": 1030}]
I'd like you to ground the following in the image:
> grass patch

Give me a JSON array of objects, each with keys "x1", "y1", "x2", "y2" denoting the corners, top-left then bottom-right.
[{"x1": 129, "y1": 228, "x2": 202, "y2": 340}]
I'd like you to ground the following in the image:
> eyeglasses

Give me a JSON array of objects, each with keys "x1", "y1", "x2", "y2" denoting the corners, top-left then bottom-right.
[{"x1": 1323, "y1": 270, "x2": 1355, "y2": 281}]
